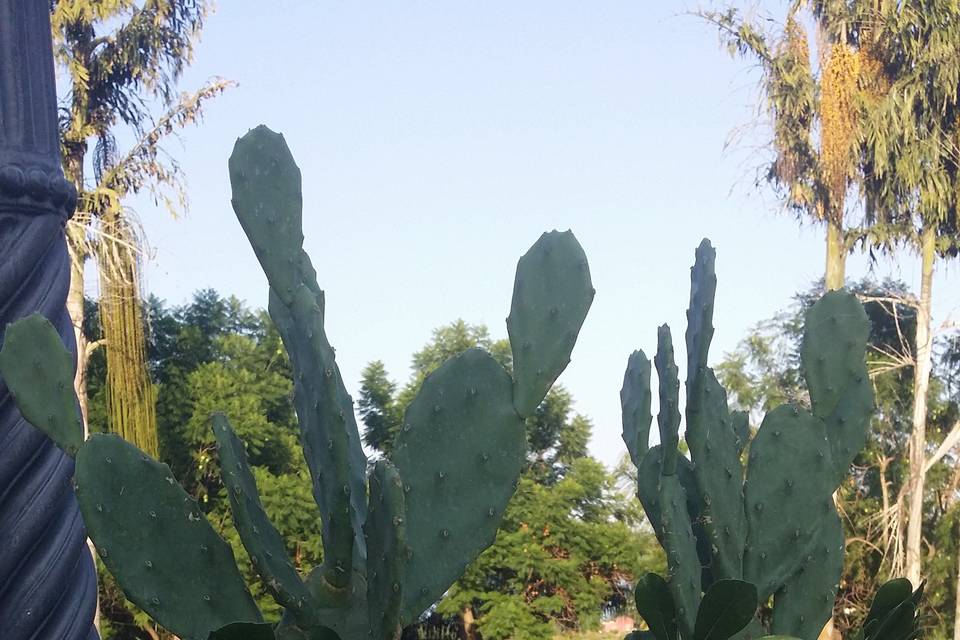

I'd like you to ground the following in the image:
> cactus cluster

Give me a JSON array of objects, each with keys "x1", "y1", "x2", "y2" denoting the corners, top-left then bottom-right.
[
  {"x1": 0, "y1": 125, "x2": 594, "y2": 640},
  {"x1": 620, "y1": 240, "x2": 875, "y2": 640}
]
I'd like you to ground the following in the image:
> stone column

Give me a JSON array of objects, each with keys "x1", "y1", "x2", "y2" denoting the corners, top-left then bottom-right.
[{"x1": 0, "y1": 2, "x2": 99, "y2": 638}]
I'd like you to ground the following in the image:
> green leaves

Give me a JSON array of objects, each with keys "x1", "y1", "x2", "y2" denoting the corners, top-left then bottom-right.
[
  {"x1": 633, "y1": 576, "x2": 758, "y2": 640},
  {"x1": 693, "y1": 580, "x2": 758, "y2": 640},
  {"x1": 859, "y1": 579, "x2": 924, "y2": 640},
  {"x1": 633, "y1": 573, "x2": 677, "y2": 640}
]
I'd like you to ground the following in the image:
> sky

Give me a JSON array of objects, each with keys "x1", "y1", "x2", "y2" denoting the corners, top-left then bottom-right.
[{"x1": 113, "y1": 1, "x2": 960, "y2": 469}]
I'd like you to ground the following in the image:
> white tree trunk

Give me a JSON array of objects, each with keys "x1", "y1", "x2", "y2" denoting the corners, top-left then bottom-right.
[{"x1": 905, "y1": 226, "x2": 935, "y2": 587}]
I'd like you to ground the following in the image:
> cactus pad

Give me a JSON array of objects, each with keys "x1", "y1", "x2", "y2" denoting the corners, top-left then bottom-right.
[
  {"x1": 801, "y1": 290, "x2": 873, "y2": 483},
  {"x1": 770, "y1": 506, "x2": 844, "y2": 639},
  {"x1": 621, "y1": 349, "x2": 653, "y2": 468},
  {"x1": 209, "y1": 622, "x2": 277, "y2": 640},
  {"x1": 743, "y1": 405, "x2": 835, "y2": 599},
  {"x1": 634, "y1": 573, "x2": 678, "y2": 640},
  {"x1": 660, "y1": 473, "x2": 701, "y2": 640},
  {"x1": 682, "y1": 241, "x2": 746, "y2": 582},
  {"x1": 392, "y1": 348, "x2": 526, "y2": 622},
  {"x1": 229, "y1": 125, "x2": 368, "y2": 588},
  {"x1": 364, "y1": 459, "x2": 407, "y2": 640},
  {"x1": 684, "y1": 239, "x2": 717, "y2": 377},
  {"x1": 507, "y1": 230, "x2": 594, "y2": 417},
  {"x1": 0, "y1": 314, "x2": 83, "y2": 455},
  {"x1": 654, "y1": 326, "x2": 682, "y2": 475},
  {"x1": 76, "y1": 434, "x2": 261, "y2": 639},
  {"x1": 229, "y1": 126, "x2": 306, "y2": 306},
  {"x1": 212, "y1": 413, "x2": 317, "y2": 623}
]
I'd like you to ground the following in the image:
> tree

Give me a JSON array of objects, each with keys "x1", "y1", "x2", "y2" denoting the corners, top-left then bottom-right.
[
  {"x1": 359, "y1": 319, "x2": 511, "y2": 452},
  {"x1": 700, "y1": 4, "x2": 866, "y2": 290},
  {"x1": 52, "y1": 0, "x2": 231, "y2": 455},
  {"x1": 359, "y1": 320, "x2": 660, "y2": 638},
  {"x1": 851, "y1": 0, "x2": 960, "y2": 588},
  {"x1": 358, "y1": 361, "x2": 401, "y2": 454}
]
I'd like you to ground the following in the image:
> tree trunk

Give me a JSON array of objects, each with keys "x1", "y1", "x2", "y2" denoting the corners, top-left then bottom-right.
[
  {"x1": 905, "y1": 225, "x2": 936, "y2": 587},
  {"x1": 67, "y1": 227, "x2": 89, "y2": 431},
  {"x1": 462, "y1": 607, "x2": 478, "y2": 640},
  {"x1": 825, "y1": 218, "x2": 846, "y2": 291}
]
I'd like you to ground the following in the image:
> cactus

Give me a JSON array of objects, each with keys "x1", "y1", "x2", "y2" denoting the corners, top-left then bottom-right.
[
  {"x1": 621, "y1": 239, "x2": 874, "y2": 640},
  {"x1": 0, "y1": 315, "x2": 83, "y2": 456},
  {"x1": 0, "y1": 125, "x2": 593, "y2": 640}
]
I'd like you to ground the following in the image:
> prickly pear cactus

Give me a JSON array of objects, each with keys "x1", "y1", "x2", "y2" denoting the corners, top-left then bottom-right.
[
  {"x1": 621, "y1": 240, "x2": 874, "y2": 640},
  {"x1": 0, "y1": 124, "x2": 594, "y2": 640}
]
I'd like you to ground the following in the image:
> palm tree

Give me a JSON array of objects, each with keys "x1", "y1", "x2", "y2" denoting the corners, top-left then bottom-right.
[{"x1": 52, "y1": 0, "x2": 231, "y2": 455}]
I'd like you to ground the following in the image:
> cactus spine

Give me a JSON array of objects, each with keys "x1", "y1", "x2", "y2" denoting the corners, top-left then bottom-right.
[
  {"x1": 0, "y1": 125, "x2": 594, "y2": 640},
  {"x1": 621, "y1": 240, "x2": 874, "y2": 640}
]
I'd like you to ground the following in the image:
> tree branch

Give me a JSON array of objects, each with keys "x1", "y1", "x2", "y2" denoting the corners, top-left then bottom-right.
[
  {"x1": 85, "y1": 338, "x2": 106, "y2": 359},
  {"x1": 924, "y1": 421, "x2": 960, "y2": 475}
]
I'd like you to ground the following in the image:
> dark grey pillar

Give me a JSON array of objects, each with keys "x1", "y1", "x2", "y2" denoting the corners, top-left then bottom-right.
[{"x1": 0, "y1": 2, "x2": 99, "y2": 639}]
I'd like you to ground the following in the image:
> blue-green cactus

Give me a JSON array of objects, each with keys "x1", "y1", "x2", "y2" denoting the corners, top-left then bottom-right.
[
  {"x1": 390, "y1": 348, "x2": 527, "y2": 622},
  {"x1": 621, "y1": 240, "x2": 874, "y2": 640},
  {"x1": 507, "y1": 230, "x2": 594, "y2": 417},
  {"x1": 212, "y1": 413, "x2": 320, "y2": 625},
  {"x1": 76, "y1": 434, "x2": 263, "y2": 638},
  {"x1": 0, "y1": 314, "x2": 83, "y2": 455},
  {"x1": 0, "y1": 124, "x2": 594, "y2": 640}
]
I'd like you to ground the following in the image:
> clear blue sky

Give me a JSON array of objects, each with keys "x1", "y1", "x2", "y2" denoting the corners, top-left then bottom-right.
[{"x1": 120, "y1": 1, "x2": 960, "y2": 468}]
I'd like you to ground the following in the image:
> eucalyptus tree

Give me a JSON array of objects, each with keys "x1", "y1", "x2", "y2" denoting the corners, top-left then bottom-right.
[
  {"x1": 854, "y1": 0, "x2": 960, "y2": 589},
  {"x1": 52, "y1": 0, "x2": 230, "y2": 455}
]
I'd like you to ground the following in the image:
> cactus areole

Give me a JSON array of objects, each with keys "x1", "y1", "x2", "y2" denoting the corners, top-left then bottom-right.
[{"x1": 1, "y1": 124, "x2": 595, "y2": 640}]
